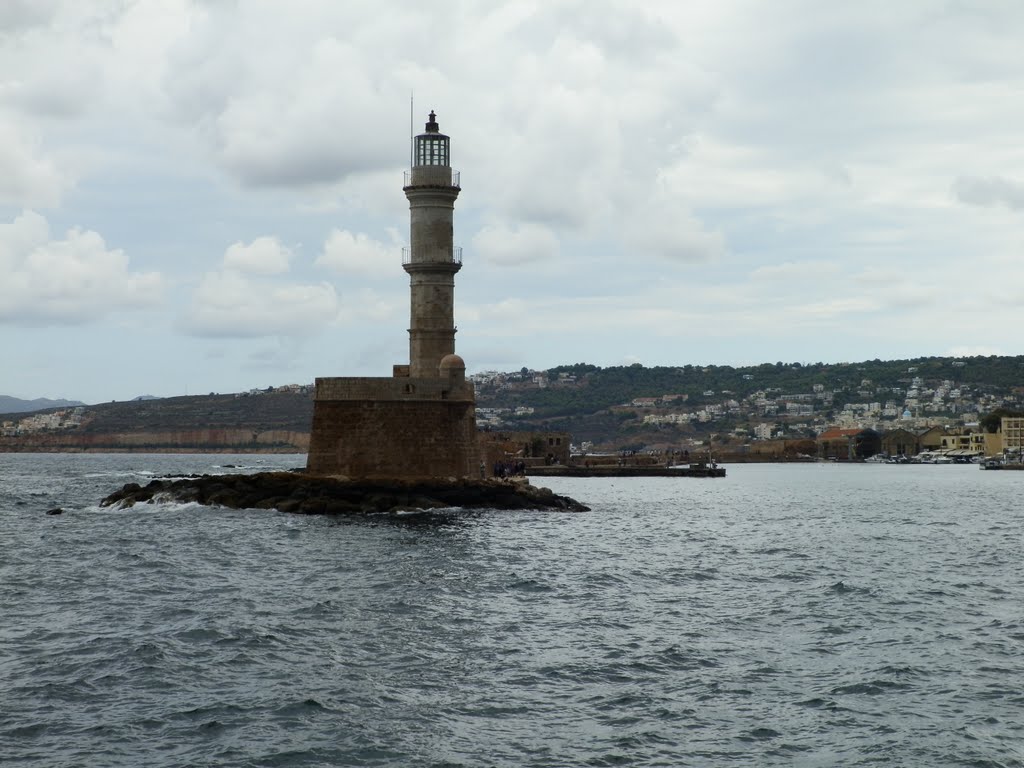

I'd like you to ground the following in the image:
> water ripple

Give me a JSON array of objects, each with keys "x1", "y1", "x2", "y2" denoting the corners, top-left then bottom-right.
[{"x1": 3, "y1": 457, "x2": 1024, "y2": 766}]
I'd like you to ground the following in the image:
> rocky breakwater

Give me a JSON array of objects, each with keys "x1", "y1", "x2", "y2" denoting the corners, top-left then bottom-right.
[{"x1": 100, "y1": 472, "x2": 589, "y2": 514}]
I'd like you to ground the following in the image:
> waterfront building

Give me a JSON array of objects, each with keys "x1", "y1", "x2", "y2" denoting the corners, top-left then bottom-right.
[
  {"x1": 880, "y1": 427, "x2": 920, "y2": 457},
  {"x1": 817, "y1": 427, "x2": 882, "y2": 460},
  {"x1": 1002, "y1": 417, "x2": 1024, "y2": 457}
]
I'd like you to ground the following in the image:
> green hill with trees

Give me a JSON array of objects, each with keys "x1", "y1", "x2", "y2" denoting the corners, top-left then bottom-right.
[
  {"x1": 476, "y1": 355, "x2": 1024, "y2": 449},
  {"x1": 479, "y1": 356, "x2": 1024, "y2": 418}
]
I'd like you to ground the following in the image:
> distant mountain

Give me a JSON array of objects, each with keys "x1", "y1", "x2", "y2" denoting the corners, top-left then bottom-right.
[
  {"x1": 0, "y1": 395, "x2": 85, "y2": 415},
  {"x1": 131, "y1": 395, "x2": 160, "y2": 401}
]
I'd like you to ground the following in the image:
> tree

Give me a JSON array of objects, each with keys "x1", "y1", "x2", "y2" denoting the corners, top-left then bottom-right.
[{"x1": 980, "y1": 408, "x2": 1024, "y2": 433}]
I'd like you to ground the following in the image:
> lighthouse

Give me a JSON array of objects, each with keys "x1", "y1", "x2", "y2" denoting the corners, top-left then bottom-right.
[
  {"x1": 403, "y1": 110, "x2": 462, "y2": 378},
  {"x1": 305, "y1": 109, "x2": 478, "y2": 479}
]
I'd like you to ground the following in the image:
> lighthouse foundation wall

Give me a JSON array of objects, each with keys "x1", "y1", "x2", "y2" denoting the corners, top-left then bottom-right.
[{"x1": 306, "y1": 376, "x2": 478, "y2": 480}]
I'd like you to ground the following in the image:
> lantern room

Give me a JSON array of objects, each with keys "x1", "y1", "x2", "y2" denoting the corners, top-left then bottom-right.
[{"x1": 414, "y1": 110, "x2": 449, "y2": 167}]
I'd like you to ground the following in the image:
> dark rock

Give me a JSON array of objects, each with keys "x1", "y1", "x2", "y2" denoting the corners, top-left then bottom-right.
[
  {"x1": 99, "y1": 472, "x2": 588, "y2": 515},
  {"x1": 45, "y1": 507, "x2": 64, "y2": 515},
  {"x1": 275, "y1": 498, "x2": 303, "y2": 514}
]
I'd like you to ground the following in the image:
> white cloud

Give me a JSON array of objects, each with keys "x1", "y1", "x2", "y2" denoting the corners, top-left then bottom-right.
[
  {"x1": 750, "y1": 261, "x2": 841, "y2": 281},
  {"x1": 334, "y1": 287, "x2": 404, "y2": 327},
  {"x1": 792, "y1": 297, "x2": 881, "y2": 319},
  {"x1": 182, "y1": 269, "x2": 340, "y2": 339},
  {"x1": 183, "y1": 227, "x2": 406, "y2": 340},
  {"x1": 0, "y1": 123, "x2": 69, "y2": 206},
  {"x1": 629, "y1": 203, "x2": 725, "y2": 263},
  {"x1": 0, "y1": 210, "x2": 161, "y2": 325},
  {"x1": 223, "y1": 236, "x2": 292, "y2": 275},
  {"x1": 852, "y1": 267, "x2": 902, "y2": 286},
  {"x1": 183, "y1": 232, "x2": 344, "y2": 338},
  {"x1": 471, "y1": 222, "x2": 559, "y2": 266},
  {"x1": 315, "y1": 228, "x2": 401, "y2": 277}
]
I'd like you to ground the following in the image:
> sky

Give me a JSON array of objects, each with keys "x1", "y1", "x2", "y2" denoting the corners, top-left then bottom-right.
[{"x1": 1, "y1": 0, "x2": 1023, "y2": 403}]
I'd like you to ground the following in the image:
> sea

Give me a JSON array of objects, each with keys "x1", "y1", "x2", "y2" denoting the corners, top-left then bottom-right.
[{"x1": 2, "y1": 453, "x2": 1023, "y2": 767}]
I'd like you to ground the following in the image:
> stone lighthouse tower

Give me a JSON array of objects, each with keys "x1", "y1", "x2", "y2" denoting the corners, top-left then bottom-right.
[
  {"x1": 305, "y1": 110, "x2": 478, "y2": 479},
  {"x1": 404, "y1": 110, "x2": 462, "y2": 378}
]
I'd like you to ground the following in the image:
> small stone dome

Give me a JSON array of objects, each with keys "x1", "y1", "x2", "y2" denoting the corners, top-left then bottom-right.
[
  {"x1": 439, "y1": 353, "x2": 466, "y2": 371},
  {"x1": 439, "y1": 354, "x2": 466, "y2": 383}
]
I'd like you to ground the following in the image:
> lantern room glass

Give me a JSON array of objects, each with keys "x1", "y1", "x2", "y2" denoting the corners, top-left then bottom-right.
[{"x1": 416, "y1": 136, "x2": 448, "y2": 167}]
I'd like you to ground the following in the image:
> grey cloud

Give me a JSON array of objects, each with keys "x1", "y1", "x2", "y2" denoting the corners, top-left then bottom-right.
[
  {"x1": 4, "y1": 65, "x2": 100, "y2": 119},
  {"x1": 952, "y1": 175, "x2": 1024, "y2": 211},
  {"x1": 164, "y1": 20, "x2": 401, "y2": 188},
  {"x1": 515, "y1": 0, "x2": 677, "y2": 61},
  {"x1": 0, "y1": 0, "x2": 60, "y2": 32},
  {"x1": 220, "y1": 140, "x2": 389, "y2": 188},
  {"x1": 244, "y1": 339, "x2": 305, "y2": 371}
]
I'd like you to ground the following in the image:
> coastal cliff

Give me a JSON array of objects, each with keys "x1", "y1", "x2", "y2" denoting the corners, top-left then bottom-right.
[{"x1": 0, "y1": 429, "x2": 309, "y2": 453}]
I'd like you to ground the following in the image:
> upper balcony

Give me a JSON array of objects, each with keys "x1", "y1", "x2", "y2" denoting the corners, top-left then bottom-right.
[
  {"x1": 404, "y1": 167, "x2": 461, "y2": 189},
  {"x1": 402, "y1": 247, "x2": 462, "y2": 266}
]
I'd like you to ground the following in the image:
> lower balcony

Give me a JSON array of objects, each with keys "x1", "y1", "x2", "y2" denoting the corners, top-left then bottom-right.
[{"x1": 402, "y1": 247, "x2": 463, "y2": 266}]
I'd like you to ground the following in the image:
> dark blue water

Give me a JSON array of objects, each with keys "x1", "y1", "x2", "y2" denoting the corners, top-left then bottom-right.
[{"x1": 2, "y1": 454, "x2": 1023, "y2": 767}]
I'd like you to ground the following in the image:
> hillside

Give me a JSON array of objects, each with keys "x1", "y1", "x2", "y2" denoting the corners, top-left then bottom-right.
[
  {"x1": 76, "y1": 392, "x2": 313, "y2": 433},
  {"x1": 3, "y1": 355, "x2": 1023, "y2": 453},
  {"x1": 478, "y1": 357, "x2": 1024, "y2": 415},
  {"x1": 0, "y1": 390, "x2": 313, "y2": 453},
  {"x1": 475, "y1": 355, "x2": 1024, "y2": 449}
]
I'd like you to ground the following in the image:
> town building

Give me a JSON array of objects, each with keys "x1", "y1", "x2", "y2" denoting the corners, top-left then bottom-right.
[
  {"x1": 479, "y1": 430, "x2": 571, "y2": 471},
  {"x1": 880, "y1": 427, "x2": 919, "y2": 457},
  {"x1": 1002, "y1": 416, "x2": 1024, "y2": 457}
]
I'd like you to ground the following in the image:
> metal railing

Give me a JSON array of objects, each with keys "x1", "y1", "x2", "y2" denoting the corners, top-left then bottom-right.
[
  {"x1": 402, "y1": 247, "x2": 463, "y2": 266},
  {"x1": 403, "y1": 168, "x2": 461, "y2": 188}
]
